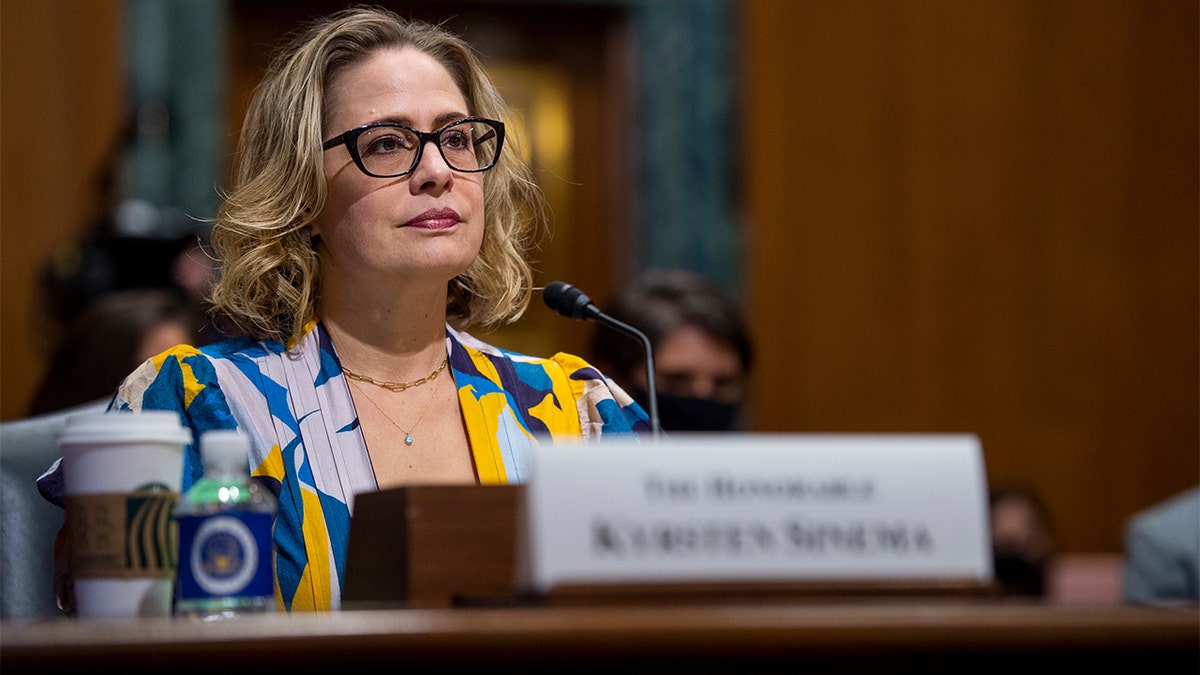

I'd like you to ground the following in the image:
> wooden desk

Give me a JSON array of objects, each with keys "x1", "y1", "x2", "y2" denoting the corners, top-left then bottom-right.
[{"x1": 2, "y1": 600, "x2": 1196, "y2": 671}]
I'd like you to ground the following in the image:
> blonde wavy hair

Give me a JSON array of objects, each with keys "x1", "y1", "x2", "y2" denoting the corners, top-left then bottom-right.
[{"x1": 210, "y1": 5, "x2": 545, "y2": 344}]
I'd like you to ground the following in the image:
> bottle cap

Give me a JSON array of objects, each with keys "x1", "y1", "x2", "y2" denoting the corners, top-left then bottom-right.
[{"x1": 201, "y1": 429, "x2": 249, "y2": 468}]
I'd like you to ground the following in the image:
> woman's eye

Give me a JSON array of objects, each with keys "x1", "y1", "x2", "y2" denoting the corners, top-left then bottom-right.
[
  {"x1": 362, "y1": 130, "x2": 414, "y2": 156},
  {"x1": 441, "y1": 130, "x2": 471, "y2": 151}
]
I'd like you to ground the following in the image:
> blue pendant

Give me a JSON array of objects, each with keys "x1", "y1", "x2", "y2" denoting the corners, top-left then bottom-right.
[{"x1": 405, "y1": 434, "x2": 414, "y2": 445}]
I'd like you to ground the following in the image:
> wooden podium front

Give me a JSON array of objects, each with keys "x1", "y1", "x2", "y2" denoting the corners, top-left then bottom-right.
[{"x1": 342, "y1": 485, "x2": 523, "y2": 608}]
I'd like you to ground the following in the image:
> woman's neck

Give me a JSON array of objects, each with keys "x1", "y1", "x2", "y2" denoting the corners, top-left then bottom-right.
[{"x1": 319, "y1": 281, "x2": 450, "y2": 382}]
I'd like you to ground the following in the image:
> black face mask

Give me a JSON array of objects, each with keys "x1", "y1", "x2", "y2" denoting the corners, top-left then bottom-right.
[
  {"x1": 634, "y1": 390, "x2": 739, "y2": 432},
  {"x1": 992, "y1": 552, "x2": 1046, "y2": 596}
]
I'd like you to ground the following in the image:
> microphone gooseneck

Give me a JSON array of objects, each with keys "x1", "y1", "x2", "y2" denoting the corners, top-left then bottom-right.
[{"x1": 542, "y1": 281, "x2": 662, "y2": 439}]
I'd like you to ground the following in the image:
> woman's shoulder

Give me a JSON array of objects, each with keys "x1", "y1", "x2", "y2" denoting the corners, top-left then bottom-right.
[
  {"x1": 117, "y1": 332, "x2": 302, "y2": 416},
  {"x1": 448, "y1": 326, "x2": 649, "y2": 435},
  {"x1": 154, "y1": 333, "x2": 289, "y2": 366},
  {"x1": 448, "y1": 327, "x2": 603, "y2": 379},
  {"x1": 121, "y1": 334, "x2": 289, "y2": 394}
]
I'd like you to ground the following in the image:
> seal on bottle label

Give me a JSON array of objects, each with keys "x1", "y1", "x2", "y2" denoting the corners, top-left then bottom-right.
[{"x1": 177, "y1": 511, "x2": 273, "y2": 600}]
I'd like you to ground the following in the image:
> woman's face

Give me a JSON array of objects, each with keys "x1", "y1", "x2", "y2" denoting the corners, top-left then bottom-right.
[{"x1": 314, "y1": 47, "x2": 485, "y2": 291}]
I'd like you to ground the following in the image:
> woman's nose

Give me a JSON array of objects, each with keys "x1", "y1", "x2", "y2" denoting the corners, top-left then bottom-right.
[{"x1": 409, "y1": 140, "x2": 453, "y2": 192}]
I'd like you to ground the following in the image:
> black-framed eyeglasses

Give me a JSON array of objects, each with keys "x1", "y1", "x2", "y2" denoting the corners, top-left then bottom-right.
[{"x1": 321, "y1": 117, "x2": 504, "y2": 178}]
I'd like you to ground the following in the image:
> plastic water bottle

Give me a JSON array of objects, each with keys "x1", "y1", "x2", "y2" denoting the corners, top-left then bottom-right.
[{"x1": 174, "y1": 429, "x2": 278, "y2": 618}]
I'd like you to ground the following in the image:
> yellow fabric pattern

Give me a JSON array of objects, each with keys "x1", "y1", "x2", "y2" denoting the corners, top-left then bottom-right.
[
  {"x1": 531, "y1": 355, "x2": 584, "y2": 441},
  {"x1": 250, "y1": 440, "x2": 333, "y2": 611},
  {"x1": 154, "y1": 345, "x2": 206, "y2": 408},
  {"x1": 461, "y1": 387, "x2": 507, "y2": 485},
  {"x1": 289, "y1": 486, "x2": 332, "y2": 611}
]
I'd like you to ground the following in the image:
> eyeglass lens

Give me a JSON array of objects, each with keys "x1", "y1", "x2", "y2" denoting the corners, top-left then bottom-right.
[{"x1": 356, "y1": 120, "x2": 499, "y2": 176}]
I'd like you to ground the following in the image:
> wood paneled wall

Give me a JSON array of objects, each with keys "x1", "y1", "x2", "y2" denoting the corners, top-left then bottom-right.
[
  {"x1": 0, "y1": 0, "x2": 124, "y2": 419},
  {"x1": 741, "y1": 0, "x2": 1198, "y2": 552}
]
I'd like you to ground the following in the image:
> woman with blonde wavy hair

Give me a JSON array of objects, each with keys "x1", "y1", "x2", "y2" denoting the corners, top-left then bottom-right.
[{"x1": 40, "y1": 5, "x2": 648, "y2": 614}]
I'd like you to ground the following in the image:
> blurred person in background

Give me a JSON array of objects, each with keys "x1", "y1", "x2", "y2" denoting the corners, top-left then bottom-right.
[
  {"x1": 36, "y1": 104, "x2": 220, "y2": 355},
  {"x1": 989, "y1": 484, "x2": 1057, "y2": 597},
  {"x1": 38, "y1": 199, "x2": 219, "y2": 349},
  {"x1": 1122, "y1": 486, "x2": 1199, "y2": 606},
  {"x1": 589, "y1": 268, "x2": 754, "y2": 432},
  {"x1": 27, "y1": 288, "x2": 199, "y2": 416}
]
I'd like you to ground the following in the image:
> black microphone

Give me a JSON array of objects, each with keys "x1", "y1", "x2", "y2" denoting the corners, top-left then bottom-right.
[{"x1": 542, "y1": 281, "x2": 661, "y2": 438}]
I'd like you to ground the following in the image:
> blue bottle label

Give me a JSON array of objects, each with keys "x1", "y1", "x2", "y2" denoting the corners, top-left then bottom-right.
[{"x1": 177, "y1": 511, "x2": 273, "y2": 600}]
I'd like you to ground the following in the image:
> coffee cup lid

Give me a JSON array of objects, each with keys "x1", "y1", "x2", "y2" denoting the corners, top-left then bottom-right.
[{"x1": 57, "y1": 410, "x2": 192, "y2": 448}]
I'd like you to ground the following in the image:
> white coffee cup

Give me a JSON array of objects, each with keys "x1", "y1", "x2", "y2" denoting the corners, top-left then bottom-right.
[{"x1": 57, "y1": 410, "x2": 190, "y2": 619}]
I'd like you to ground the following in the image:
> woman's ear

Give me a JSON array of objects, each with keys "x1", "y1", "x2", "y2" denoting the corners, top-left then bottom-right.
[
  {"x1": 308, "y1": 220, "x2": 322, "y2": 249},
  {"x1": 305, "y1": 207, "x2": 320, "y2": 240}
]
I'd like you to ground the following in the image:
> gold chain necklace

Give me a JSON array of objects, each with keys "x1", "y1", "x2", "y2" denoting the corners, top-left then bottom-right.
[
  {"x1": 350, "y1": 378, "x2": 440, "y2": 446},
  {"x1": 341, "y1": 356, "x2": 448, "y2": 392}
]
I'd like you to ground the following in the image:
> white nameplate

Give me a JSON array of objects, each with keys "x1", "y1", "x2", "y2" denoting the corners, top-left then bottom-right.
[{"x1": 521, "y1": 433, "x2": 992, "y2": 592}]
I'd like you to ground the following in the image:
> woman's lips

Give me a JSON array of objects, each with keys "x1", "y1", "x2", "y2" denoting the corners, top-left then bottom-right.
[{"x1": 406, "y1": 208, "x2": 460, "y2": 230}]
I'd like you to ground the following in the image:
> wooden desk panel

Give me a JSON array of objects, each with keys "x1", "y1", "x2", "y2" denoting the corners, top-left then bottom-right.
[{"x1": 2, "y1": 601, "x2": 1196, "y2": 671}]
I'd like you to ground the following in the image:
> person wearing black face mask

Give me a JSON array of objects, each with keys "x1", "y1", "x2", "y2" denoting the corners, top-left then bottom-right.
[
  {"x1": 989, "y1": 485, "x2": 1057, "y2": 597},
  {"x1": 588, "y1": 268, "x2": 753, "y2": 433}
]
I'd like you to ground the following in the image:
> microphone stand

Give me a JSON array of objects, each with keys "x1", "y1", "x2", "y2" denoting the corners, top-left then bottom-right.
[{"x1": 592, "y1": 310, "x2": 662, "y2": 440}]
